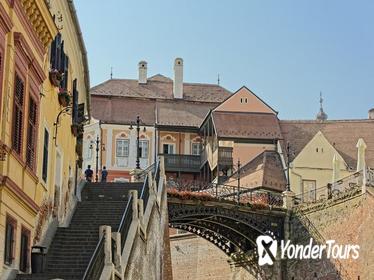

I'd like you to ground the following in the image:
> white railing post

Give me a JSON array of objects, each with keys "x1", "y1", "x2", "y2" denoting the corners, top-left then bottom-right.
[{"x1": 99, "y1": 225, "x2": 112, "y2": 265}]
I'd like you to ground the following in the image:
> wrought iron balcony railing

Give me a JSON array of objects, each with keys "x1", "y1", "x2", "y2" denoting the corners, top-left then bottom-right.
[{"x1": 160, "y1": 154, "x2": 201, "y2": 173}]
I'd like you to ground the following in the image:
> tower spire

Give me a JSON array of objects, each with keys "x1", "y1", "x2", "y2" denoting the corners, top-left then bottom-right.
[
  {"x1": 110, "y1": 67, "x2": 113, "y2": 80},
  {"x1": 217, "y1": 74, "x2": 220, "y2": 85},
  {"x1": 316, "y1": 91, "x2": 328, "y2": 121}
]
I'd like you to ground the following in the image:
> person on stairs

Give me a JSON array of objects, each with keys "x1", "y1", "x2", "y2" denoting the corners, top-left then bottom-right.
[
  {"x1": 101, "y1": 166, "x2": 108, "y2": 182},
  {"x1": 85, "y1": 165, "x2": 93, "y2": 182}
]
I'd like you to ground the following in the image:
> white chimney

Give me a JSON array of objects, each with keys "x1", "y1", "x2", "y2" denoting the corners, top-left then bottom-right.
[
  {"x1": 138, "y1": 61, "x2": 147, "y2": 84},
  {"x1": 173, "y1": 58, "x2": 183, "y2": 99},
  {"x1": 369, "y1": 108, "x2": 374, "y2": 119}
]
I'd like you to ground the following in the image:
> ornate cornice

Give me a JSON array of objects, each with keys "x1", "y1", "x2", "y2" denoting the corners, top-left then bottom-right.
[{"x1": 19, "y1": 0, "x2": 57, "y2": 48}]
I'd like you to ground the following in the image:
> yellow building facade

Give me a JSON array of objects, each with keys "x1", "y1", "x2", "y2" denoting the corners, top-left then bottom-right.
[{"x1": 0, "y1": 0, "x2": 89, "y2": 277}]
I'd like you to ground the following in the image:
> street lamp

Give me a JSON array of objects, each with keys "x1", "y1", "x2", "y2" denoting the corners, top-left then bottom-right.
[
  {"x1": 286, "y1": 142, "x2": 291, "y2": 191},
  {"x1": 129, "y1": 116, "x2": 146, "y2": 169},
  {"x1": 89, "y1": 135, "x2": 105, "y2": 182},
  {"x1": 237, "y1": 159, "x2": 241, "y2": 203}
]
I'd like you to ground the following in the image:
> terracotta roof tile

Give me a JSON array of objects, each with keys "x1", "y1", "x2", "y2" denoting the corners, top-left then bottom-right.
[
  {"x1": 157, "y1": 101, "x2": 215, "y2": 127},
  {"x1": 91, "y1": 96, "x2": 217, "y2": 127},
  {"x1": 212, "y1": 111, "x2": 282, "y2": 140},
  {"x1": 227, "y1": 151, "x2": 286, "y2": 192},
  {"x1": 280, "y1": 120, "x2": 374, "y2": 168},
  {"x1": 91, "y1": 96, "x2": 156, "y2": 125},
  {"x1": 90, "y1": 76, "x2": 231, "y2": 103}
]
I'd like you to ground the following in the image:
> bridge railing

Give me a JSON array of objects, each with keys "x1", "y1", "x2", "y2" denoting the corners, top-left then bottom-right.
[
  {"x1": 294, "y1": 170, "x2": 365, "y2": 205},
  {"x1": 167, "y1": 179, "x2": 283, "y2": 207}
]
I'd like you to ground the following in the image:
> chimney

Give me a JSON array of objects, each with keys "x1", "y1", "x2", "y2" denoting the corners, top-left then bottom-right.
[
  {"x1": 138, "y1": 61, "x2": 147, "y2": 84},
  {"x1": 369, "y1": 108, "x2": 374, "y2": 119},
  {"x1": 173, "y1": 58, "x2": 183, "y2": 99}
]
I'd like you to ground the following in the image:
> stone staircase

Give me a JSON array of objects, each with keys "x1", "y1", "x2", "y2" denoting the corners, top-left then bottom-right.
[{"x1": 17, "y1": 182, "x2": 143, "y2": 280}]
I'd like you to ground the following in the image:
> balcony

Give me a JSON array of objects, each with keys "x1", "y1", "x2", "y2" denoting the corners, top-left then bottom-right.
[
  {"x1": 218, "y1": 146, "x2": 233, "y2": 166},
  {"x1": 161, "y1": 154, "x2": 201, "y2": 173}
]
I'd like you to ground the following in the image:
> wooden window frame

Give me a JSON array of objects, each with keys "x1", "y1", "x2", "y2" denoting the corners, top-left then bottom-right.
[
  {"x1": 26, "y1": 96, "x2": 38, "y2": 170},
  {"x1": 19, "y1": 226, "x2": 31, "y2": 273},
  {"x1": 4, "y1": 214, "x2": 17, "y2": 266},
  {"x1": 11, "y1": 72, "x2": 25, "y2": 157},
  {"x1": 42, "y1": 128, "x2": 49, "y2": 182}
]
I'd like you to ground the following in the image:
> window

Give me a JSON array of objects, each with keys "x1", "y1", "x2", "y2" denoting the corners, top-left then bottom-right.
[
  {"x1": 139, "y1": 140, "x2": 148, "y2": 158},
  {"x1": 12, "y1": 74, "x2": 25, "y2": 155},
  {"x1": 116, "y1": 139, "x2": 129, "y2": 167},
  {"x1": 42, "y1": 129, "x2": 49, "y2": 182},
  {"x1": 72, "y1": 79, "x2": 78, "y2": 124},
  {"x1": 303, "y1": 180, "x2": 316, "y2": 202},
  {"x1": 191, "y1": 143, "x2": 201, "y2": 155},
  {"x1": 116, "y1": 139, "x2": 129, "y2": 157},
  {"x1": 26, "y1": 98, "x2": 37, "y2": 169},
  {"x1": 50, "y1": 34, "x2": 69, "y2": 90},
  {"x1": 163, "y1": 144, "x2": 174, "y2": 154},
  {"x1": 19, "y1": 228, "x2": 30, "y2": 272},
  {"x1": 4, "y1": 216, "x2": 16, "y2": 265},
  {"x1": 84, "y1": 139, "x2": 93, "y2": 160}
]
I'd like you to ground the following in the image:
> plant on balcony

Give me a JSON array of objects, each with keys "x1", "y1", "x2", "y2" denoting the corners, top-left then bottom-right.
[
  {"x1": 58, "y1": 89, "x2": 71, "y2": 107},
  {"x1": 49, "y1": 69, "x2": 64, "y2": 87}
]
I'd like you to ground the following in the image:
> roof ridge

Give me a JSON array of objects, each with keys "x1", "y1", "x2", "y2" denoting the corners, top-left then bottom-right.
[{"x1": 280, "y1": 119, "x2": 374, "y2": 123}]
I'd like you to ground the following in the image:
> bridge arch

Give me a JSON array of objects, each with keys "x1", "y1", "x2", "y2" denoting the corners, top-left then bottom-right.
[{"x1": 168, "y1": 197, "x2": 286, "y2": 261}]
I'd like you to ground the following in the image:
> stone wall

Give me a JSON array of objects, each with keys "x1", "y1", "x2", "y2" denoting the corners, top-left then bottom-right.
[
  {"x1": 288, "y1": 188, "x2": 374, "y2": 279},
  {"x1": 170, "y1": 233, "x2": 233, "y2": 280},
  {"x1": 122, "y1": 177, "x2": 170, "y2": 280}
]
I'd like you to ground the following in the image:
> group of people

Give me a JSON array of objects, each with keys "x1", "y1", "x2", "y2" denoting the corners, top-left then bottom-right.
[{"x1": 84, "y1": 165, "x2": 108, "y2": 182}]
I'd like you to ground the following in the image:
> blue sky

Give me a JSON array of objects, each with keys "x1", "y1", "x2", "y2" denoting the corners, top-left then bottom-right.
[{"x1": 74, "y1": 0, "x2": 373, "y2": 120}]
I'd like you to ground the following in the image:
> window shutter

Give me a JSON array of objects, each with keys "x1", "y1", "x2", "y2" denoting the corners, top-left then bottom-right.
[
  {"x1": 12, "y1": 75, "x2": 24, "y2": 155},
  {"x1": 42, "y1": 129, "x2": 49, "y2": 181},
  {"x1": 72, "y1": 79, "x2": 78, "y2": 123},
  {"x1": 26, "y1": 99, "x2": 37, "y2": 169}
]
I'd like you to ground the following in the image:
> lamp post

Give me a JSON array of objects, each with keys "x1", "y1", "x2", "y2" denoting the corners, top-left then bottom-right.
[
  {"x1": 129, "y1": 116, "x2": 146, "y2": 169},
  {"x1": 237, "y1": 159, "x2": 241, "y2": 203},
  {"x1": 95, "y1": 135, "x2": 99, "y2": 181},
  {"x1": 286, "y1": 142, "x2": 291, "y2": 191},
  {"x1": 89, "y1": 135, "x2": 103, "y2": 182}
]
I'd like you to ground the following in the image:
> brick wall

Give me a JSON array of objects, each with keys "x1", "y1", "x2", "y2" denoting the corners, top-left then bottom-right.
[
  {"x1": 170, "y1": 233, "x2": 234, "y2": 280},
  {"x1": 288, "y1": 188, "x2": 374, "y2": 279}
]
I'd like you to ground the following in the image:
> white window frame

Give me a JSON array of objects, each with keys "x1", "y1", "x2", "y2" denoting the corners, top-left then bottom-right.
[
  {"x1": 191, "y1": 143, "x2": 201, "y2": 155},
  {"x1": 139, "y1": 140, "x2": 149, "y2": 159},
  {"x1": 163, "y1": 143, "x2": 175, "y2": 155},
  {"x1": 116, "y1": 138, "x2": 129, "y2": 167}
]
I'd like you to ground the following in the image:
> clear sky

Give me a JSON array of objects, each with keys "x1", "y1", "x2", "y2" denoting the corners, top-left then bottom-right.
[{"x1": 74, "y1": 0, "x2": 373, "y2": 120}]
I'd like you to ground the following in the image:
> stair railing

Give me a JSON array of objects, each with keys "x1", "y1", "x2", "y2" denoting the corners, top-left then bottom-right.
[
  {"x1": 118, "y1": 196, "x2": 134, "y2": 251},
  {"x1": 82, "y1": 235, "x2": 105, "y2": 280}
]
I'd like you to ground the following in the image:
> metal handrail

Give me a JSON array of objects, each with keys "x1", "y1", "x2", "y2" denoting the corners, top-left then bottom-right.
[
  {"x1": 118, "y1": 196, "x2": 134, "y2": 250},
  {"x1": 82, "y1": 235, "x2": 105, "y2": 280}
]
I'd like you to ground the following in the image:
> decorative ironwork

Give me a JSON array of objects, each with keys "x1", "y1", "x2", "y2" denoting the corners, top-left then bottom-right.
[
  {"x1": 167, "y1": 179, "x2": 284, "y2": 208},
  {"x1": 294, "y1": 170, "x2": 365, "y2": 205},
  {"x1": 168, "y1": 202, "x2": 285, "y2": 265},
  {"x1": 129, "y1": 116, "x2": 146, "y2": 169}
]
